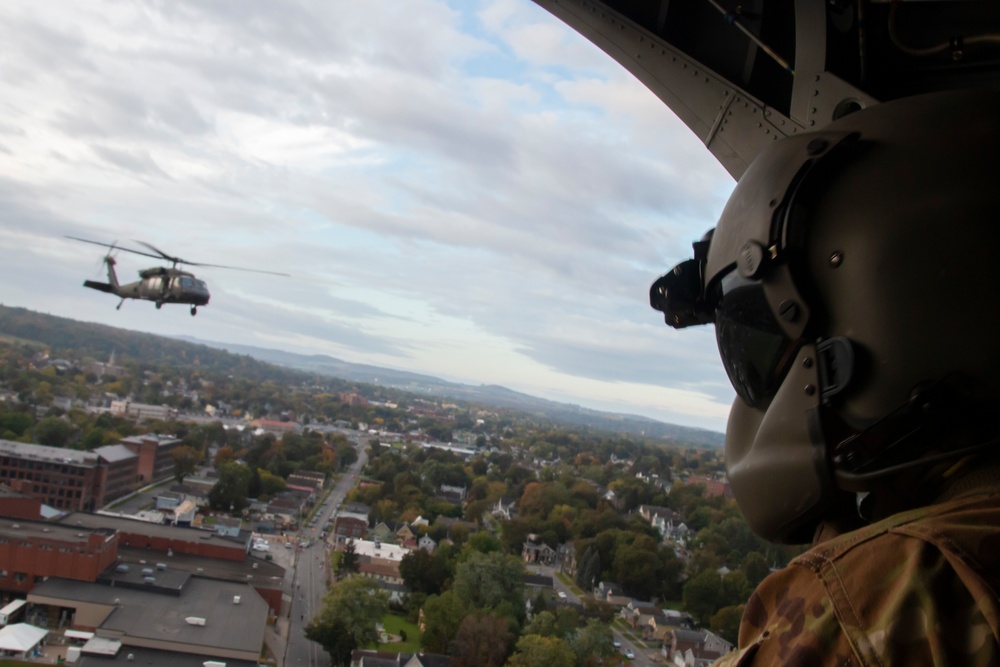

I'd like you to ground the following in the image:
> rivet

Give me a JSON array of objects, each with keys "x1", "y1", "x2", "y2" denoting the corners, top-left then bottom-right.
[
  {"x1": 803, "y1": 358, "x2": 814, "y2": 369},
  {"x1": 804, "y1": 384, "x2": 816, "y2": 396},
  {"x1": 829, "y1": 251, "x2": 844, "y2": 268}
]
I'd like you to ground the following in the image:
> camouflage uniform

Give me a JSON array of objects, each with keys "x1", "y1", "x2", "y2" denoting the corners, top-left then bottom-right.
[{"x1": 714, "y1": 490, "x2": 1000, "y2": 666}]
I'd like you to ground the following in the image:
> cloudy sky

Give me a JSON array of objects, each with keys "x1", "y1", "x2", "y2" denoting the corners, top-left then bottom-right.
[{"x1": 0, "y1": 1, "x2": 737, "y2": 432}]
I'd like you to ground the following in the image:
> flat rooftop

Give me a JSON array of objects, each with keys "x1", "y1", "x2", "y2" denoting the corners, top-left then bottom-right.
[
  {"x1": 0, "y1": 439, "x2": 99, "y2": 468},
  {"x1": 116, "y1": 546, "x2": 285, "y2": 590},
  {"x1": 0, "y1": 517, "x2": 114, "y2": 545},
  {"x1": 31, "y1": 576, "x2": 268, "y2": 657},
  {"x1": 61, "y1": 513, "x2": 246, "y2": 551}
]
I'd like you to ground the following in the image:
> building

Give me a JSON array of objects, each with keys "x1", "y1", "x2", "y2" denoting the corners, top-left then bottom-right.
[
  {"x1": 119, "y1": 434, "x2": 183, "y2": 485},
  {"x1": 0, "y1": 518, "x2": 119, "y2": 596},
  {"x1": 62, "y1": 513, "x2": 249, "y2": 563},
  {"x1": 0, "y1": 440, "x2": 104, "y2": 511},
  {"x1": 91, "y1": 445, "x2": 139, "y2": 504},
  {"x1": 333, "y1": 513, "x2": 368, "y2": 543},
  {"x1": 29, "y1": 575, "x2": 267, "y2": 664},
  {"x1": 109, "y1": 401, "x2": 176, "y2": 422}
]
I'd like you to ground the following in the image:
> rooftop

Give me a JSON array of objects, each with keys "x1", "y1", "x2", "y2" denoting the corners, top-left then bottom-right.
[
  {"x1": 0, "y1": 517, "x2": 114, "y2": 546},
  {"x1": 30, "y1": 576, "x2": 268, "y2": 656},
  {"x1": 0, "y1": 439, "x2": 99, "y2": 468},
  {"x1": 61, "y1": 513, "x2": 246, "y2": 551}
]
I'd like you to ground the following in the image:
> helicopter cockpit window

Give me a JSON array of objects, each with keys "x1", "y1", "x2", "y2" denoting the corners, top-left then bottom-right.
[{"x1": 179, "y1": 277, "x2": 194, "y2": 289}]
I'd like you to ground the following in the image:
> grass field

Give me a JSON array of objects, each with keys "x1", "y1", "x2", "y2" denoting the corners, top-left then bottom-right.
[{"x1": 376, "y1": 613, "x2": 421, "y2": 653}]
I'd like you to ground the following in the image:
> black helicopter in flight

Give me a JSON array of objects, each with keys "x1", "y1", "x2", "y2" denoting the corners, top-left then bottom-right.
[{"x1": 67, "y1": 236, "x2": 288, "y2": 316}]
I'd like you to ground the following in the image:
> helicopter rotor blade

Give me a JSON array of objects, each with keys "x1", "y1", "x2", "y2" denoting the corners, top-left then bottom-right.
[
  {"x1": 133, "y1": 240, "x2": 182, "y2": 265},
  {"x1": 187, "y1": 262, "x2": 291, "y2": 277},
  {"x1": 134, "y1": 240, "x2": 289, "y2": 276},
  {"x1": 65, "y1": 236, "x2": 165, "y2": 261}
]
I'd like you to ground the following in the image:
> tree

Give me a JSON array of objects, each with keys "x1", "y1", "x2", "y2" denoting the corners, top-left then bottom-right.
[
  {"x1": 452, "y1": 551, "x2": 525, "y2": 620},
  {"x1": 306, "y1": 576, "x2": 388, "y2": 666},
  {"x1": 507, "y1": 635, "x2": 576, "y2": 667},
  {"x1": 450, "y1": 613, "x2": 514, "y2": 667},
  {"x1": 208, "y1": 462, "x2": 252, "y2": 513},
  {"x1": 421, "y1": 590, "x2": 466, "y2": 653},
  {"x1": 34, "y1": 416, "x2": 72, "y2": 448},
  {"x1": 569, "y1": 619, "x2": 616, "y2": 667},
  {"x1": 710, "y1": 605, "x2": 745, "y2": 645},
  {"x1": 171, "y1": 445, "x2": 201, "y2": 484},
  {"x1": 340, "y1": 539, "x2": 359, "y2": 576},
  {"x1": 400, "y1": 548, "x2": 451, "y2": 595}
]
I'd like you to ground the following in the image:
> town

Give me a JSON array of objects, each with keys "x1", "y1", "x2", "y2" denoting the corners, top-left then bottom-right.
[{"x1": 0, "y1": 309, "x2": 798, "y2": 666}]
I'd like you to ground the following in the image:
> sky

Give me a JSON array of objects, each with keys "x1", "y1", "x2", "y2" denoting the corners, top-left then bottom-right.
[{"x1": 0, "y1": 1, "x2": 738, "y2": 433}]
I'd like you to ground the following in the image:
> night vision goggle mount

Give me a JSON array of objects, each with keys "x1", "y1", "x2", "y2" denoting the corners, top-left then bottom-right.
[{"x1": 649, "y1": 236, "x2": 714, "y2": 330}]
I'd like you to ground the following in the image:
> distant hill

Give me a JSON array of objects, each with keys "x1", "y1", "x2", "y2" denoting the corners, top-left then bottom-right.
[
  {"x1": 0, "y1": 305, "x2": 723, "y2": 446},
  {"x1": 174, "y1": 337, "x2": 724, "y2": 447}
]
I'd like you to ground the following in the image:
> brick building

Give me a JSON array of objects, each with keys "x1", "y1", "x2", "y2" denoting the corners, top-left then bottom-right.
[
  {"x1": 0, "y1": 440, "x2": 104, "y2": 511},
  {"x1": 92, "y1": 444, "x2": 139, "y2": 503},
  {"x1": 0, "y1": 518, "x2": 119, "y2": 596},
  {"x1": 119, "y1": 434, "x2": 183, "y2": 485}
]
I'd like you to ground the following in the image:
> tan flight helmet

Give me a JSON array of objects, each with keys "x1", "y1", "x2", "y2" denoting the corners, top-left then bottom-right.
[{"x1": 650, "y1": 91, "x2": 1000, "y2": 543}]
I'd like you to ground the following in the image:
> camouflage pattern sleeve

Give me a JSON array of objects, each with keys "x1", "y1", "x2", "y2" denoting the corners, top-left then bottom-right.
[{"x1": 712, "y1": 493, "x2": 1000, "y2": 667}]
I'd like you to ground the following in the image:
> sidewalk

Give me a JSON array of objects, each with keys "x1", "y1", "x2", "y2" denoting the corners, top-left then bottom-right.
[{"x1": 264, "y1": 615, "x2": 290, "y2": 667}]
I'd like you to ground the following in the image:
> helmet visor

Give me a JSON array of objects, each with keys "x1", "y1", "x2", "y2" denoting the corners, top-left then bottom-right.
[{"x1": 716, "y1": 272, "x2": 801, "y2": 407}]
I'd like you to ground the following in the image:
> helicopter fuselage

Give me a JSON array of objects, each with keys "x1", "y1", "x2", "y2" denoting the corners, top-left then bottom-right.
[{"x1": 83, "y1": 256, "x2": 210, "y2": 315}]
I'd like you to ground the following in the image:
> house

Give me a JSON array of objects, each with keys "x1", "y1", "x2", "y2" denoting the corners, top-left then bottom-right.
[
  {"x1": 417, "y1": 535, "x2": 436, "y2": 553},
  {"x1": 395, "y1": 523, "x2": 416, "y2": 547},
  {"x1": 666, "y1": 628, "x2": 732, "y2": 665},
  {"x1": 593, "y1": 581, "x2": 631, "y2": 607},
  {"x1": 522, "y1": 540, "x2": 557, "y2": 565},
  {"x1": 436, "y1": 485, "x2": 466, "y2": 504},
  {"x1": 623, "y1": 600, "x2": 662, "y2": 629},
  {"x1": 491, "y1": 497, "x2": 517, "y2": 520}
]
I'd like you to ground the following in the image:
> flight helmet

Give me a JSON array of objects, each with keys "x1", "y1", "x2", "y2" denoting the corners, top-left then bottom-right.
[{"x1": 650, "y1": 91, "x2": 1000, "y2": 543}]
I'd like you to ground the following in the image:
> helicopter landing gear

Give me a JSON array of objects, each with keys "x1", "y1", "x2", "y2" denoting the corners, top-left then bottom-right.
[
  {"x1": 155, "y1": 302, "x2": 163, "y2": 310},
  {"x1": 190, "y1": 306, "x2": 197, "y2": 316},
  {"x1": 116, "y1": 299, "x2": 124, "y2": 311}
]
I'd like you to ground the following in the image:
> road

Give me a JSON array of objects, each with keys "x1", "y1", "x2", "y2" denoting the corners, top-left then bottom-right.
[
  {"x1": 529, "y1": 564, "x2": 658, "y2": 667},
  {"x1": 284, "y1": 443, "x2": 368, "y2": 667}
]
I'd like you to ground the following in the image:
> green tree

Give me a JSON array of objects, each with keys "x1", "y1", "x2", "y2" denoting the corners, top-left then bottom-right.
[
  {"x1": 34, "y1": 416, "x2": 72, "y2": 447},
  {"x1": 340, "y1": 539, "x2": 359, "y2": 576},
  {"x1": 453, "y1": 551, "x2": 525, "y2": 620},
  {"x1": 507, "y1": 635, "x2": 576, "y2": 667},
  {"x1": 710, "y1": 605, "x2": 744, "y2": 645},
  {"x1": 306, "y1": 576, "x2": 388, "y2": 666},
  {"x1": 170, "y1": 445, "x2": 201, "y2": 484},
  {"x1": 421, "y1": 590, "x2": 466, "y2": 653},
  {"x1": 569, "y1": 619, "x2": 616, "y2": 667},
  {"x1": 208, "y1": 462, "x2": 253, "y2": 513}
]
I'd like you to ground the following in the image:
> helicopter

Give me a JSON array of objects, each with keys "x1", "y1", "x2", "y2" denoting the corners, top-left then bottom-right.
[{"x1": 66, "y1": 236, "x2": 289, "y2": 316}]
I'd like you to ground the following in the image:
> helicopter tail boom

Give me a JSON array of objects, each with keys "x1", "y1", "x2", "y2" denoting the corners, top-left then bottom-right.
[{"x1": 82, "y1": 280, "x2": 114, "y2": 293}]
